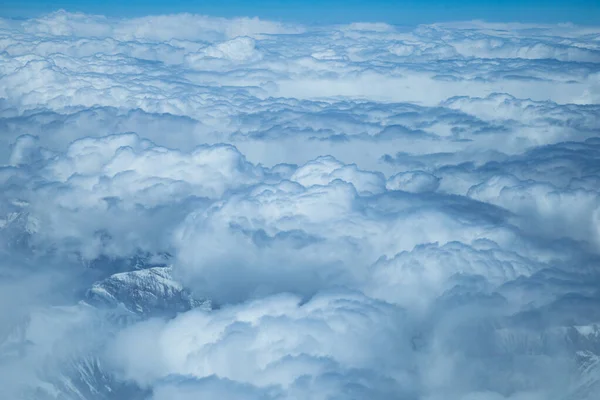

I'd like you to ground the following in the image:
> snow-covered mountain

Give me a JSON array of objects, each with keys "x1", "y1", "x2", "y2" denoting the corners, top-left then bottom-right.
[
  {"x1": 86, "y1": 266, "x2": 210, "y2": 317},
  {"x1": 0, "y1": 261, "x2": 208, "y2": 400}
]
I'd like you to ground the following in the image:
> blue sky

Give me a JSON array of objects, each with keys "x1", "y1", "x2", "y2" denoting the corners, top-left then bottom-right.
[{"x1": 1, "y1": 0, "x2": 599, "y2": 25}]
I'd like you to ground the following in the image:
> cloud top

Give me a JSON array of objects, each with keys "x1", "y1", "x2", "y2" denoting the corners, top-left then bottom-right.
[{"x1": 0, "y1": 10, "x2": 599, "y2": 400}]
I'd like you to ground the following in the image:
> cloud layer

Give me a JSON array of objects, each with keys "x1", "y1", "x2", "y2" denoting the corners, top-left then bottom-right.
[{"x1": 0, "y1": 10, "x2": 599, "y2": 400}]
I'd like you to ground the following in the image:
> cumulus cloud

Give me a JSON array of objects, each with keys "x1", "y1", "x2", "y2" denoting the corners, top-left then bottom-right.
[
  {"x1": 107, "y1": 291, "x2": 414, "y2": 397},
  {"x1": 0, "y1": 9, "x2": 599, "y2": 400}
]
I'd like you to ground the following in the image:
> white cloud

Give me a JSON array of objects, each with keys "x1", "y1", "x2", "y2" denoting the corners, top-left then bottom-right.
[
  {"x1": 108, "y1": 290, "x2": 415, "y2": 399},
  {"x1": 0, "y1": 10, "x2": 599, "y2": 400}
]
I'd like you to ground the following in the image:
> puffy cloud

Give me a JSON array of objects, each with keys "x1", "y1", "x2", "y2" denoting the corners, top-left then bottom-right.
[
  {"x1": 3, "y1": 133, "x2": 264, "y2": 260},
  {"x1": 108, "y1": 290, "x2": 416, "y2": 399},
  {"x1": 290, "y1": 156, "x2": 386, "y2": 194},
  {"x1": 386, "y1": 170, "x2": 440, "y2": 193},
  {"x1": 0, "y1": 9, "x2": 599, "y2": 400},
  {"x1": 18, "y1": 10, "x2": 303, "y2": 41},
  {"x1": 190, "y1": 37, "x2": 262, "y2": 63}
]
